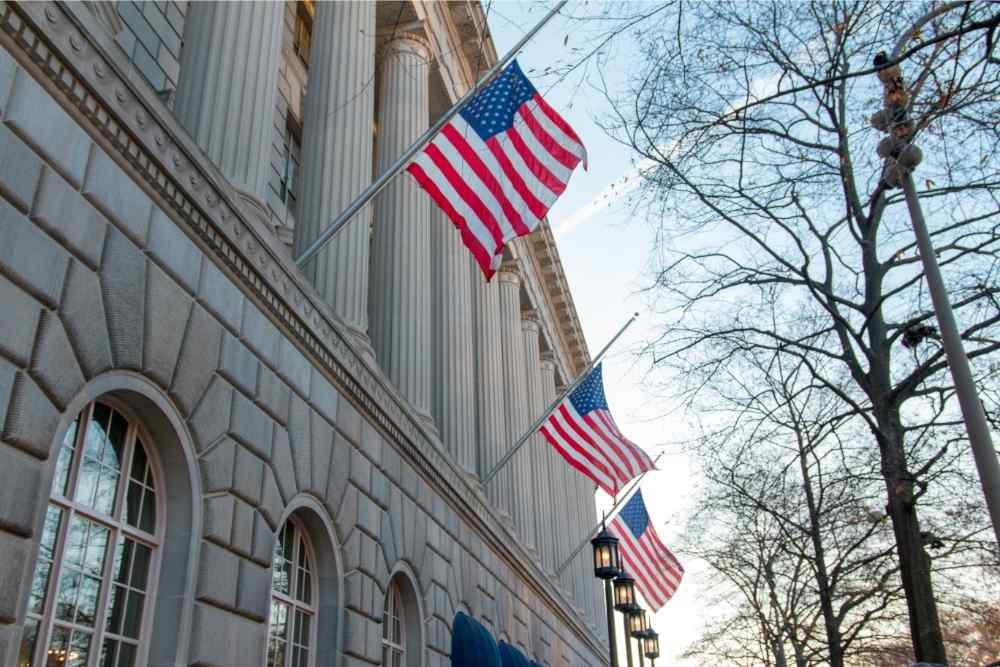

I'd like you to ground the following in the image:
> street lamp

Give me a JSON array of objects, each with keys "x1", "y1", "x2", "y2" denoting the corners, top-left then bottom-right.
[
  {"x1": 612, "y1": 572, "x2": 639, "y2": 613},
  {"x1": 642, "y1": 630, "x2": 660, "y2": 666},
  {"x1": 872, "y1": 2, "x2": 1000, "y2": 549},
  {"x1": 613, "y1": 573, "x2": 640, "y2": 667},
  {"x1": 629, "y1": 610, "x2": 651, "y2": 667},
  {"x1": 592, "y1": 525, "x2": 621, "y2": 667}
]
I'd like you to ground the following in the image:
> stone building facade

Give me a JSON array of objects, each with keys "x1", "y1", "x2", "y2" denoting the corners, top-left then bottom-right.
[{"x1": 0, "y1": 1, "x2": 608, "y2": 666}]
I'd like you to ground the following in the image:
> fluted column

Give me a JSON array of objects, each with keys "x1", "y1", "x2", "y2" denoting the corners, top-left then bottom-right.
[
  {"x1": 369, "y1": 35, "x2": 433, "y2": 421},
  {"x1": 473, "y1": 259, "x2": 512, "y2": 518},
  {"x1": 521, "y1": 312, "x2": 553, "y2": 570},
  {"x1": 582, "y1": 475, "x2": 604, "y2": 636},
  {"x1": 498, "y1": 263, "x2": 536, "y2": 552},
  {"x1": 174, "y1": 1, "x2": 282, "y2": 214},
  {"x1": 431, "y1": 207, "x2": 476, "y2": 473},
  {"x1": 293, "y1": 1, "x2": 375, "y2": 339},
  {"x1": 541, "y1": 352, "x2": 573, "y2": 586}
]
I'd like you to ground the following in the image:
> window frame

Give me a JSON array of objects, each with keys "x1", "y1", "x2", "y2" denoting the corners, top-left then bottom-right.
[
  {"x1": 381, "y1": 582, "x2": 406, "y2": 667},
  {"x1": 266, "y1": 515, "x2": 319, "y2": 667},
  {"x1": 21, "y1": 398, "x2": 165, "y2": 667},
  {"x1": 292, "y1": 1, "x2": 314, "y2": 67}
]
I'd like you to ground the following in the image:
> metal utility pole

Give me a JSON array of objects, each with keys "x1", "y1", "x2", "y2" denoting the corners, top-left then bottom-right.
[{"x1": 872, "y1": 1, "x2": 1000, "y2": 547}]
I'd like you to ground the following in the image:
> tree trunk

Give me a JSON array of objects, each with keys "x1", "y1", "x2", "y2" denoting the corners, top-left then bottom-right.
[
  {"x1": 876, "y1": 411, "x2": 947, "y2": 663},
  {"x1": 798, "y1": 443, "x2": 845, "y2": 667}
]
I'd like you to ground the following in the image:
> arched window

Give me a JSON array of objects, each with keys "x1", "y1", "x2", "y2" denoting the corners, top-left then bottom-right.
[
  {"x1": 18, "y1": 401, "x2": 162, "y2": 667},
  {"x1": 266, "y1": 517, "x2": 317, "y2": 667},
  {"x1": 381, "y1": 582, "x2": 406, "y2": 667}
]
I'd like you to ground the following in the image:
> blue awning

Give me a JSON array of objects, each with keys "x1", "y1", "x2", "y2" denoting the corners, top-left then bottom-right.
[
  {"x1": 498, "y1": 641, "x2": 533, "y2": 667},
  {"x1": 451, "y1": 612, "x2": 501, "y2": 667}
]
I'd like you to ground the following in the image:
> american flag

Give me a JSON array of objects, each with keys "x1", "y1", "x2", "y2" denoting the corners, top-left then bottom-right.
[
  {"x1": 538, "y1": 363, "x2": 655, "y2": 497},
  {"x1": 407, "y1": 60, "x2": 586, "y2": 279},
  {"x1": 609, "y1": 489, "x2": 684, "y2": 612}
]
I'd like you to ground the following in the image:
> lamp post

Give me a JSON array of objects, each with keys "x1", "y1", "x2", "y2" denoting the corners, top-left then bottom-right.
[
  {"x1": 613, "y1": 572, "x2": 640, "y2": 667},
  {"x1": 592, "y1": 525, "x2": 621, "y2": 667},
  {"x1": 628, "y1": 609, "x2": 651, "y2": 667},
  {"x1": 642, "y1": 630, "x2": 660, "y2": 667},
  {"x1": 871, "y1": 3, "x2": 1000, "y2": 549}
]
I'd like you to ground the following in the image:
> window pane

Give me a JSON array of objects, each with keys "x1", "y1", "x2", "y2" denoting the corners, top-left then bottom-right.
[
  {"x1": 282, "y1": 525, "x2": 293, "y2": 561},
  {"x1": 17, "y1": 616, "x2": 39, "y2": 667},
  {"x1": 39, "y1": 505, "x2": 63, "y2": 561},
  {"x1": 94, "y1": 467, "x2": 119, "y2": 515},
  {"x1": 121, "y1": 591, "x2": 144, "y2": 639},
  {"x1": 116, "y1": 642, "x2": 136, "y2": 667},
  {"x1": 130, "y1": 543, "x2": 151, "y2": 590},
  {"x1": 130, "y1": 443, "x2": 147, "y2": 483},
  {"x1": 296, "y1": 609, "x2": 312, "y2": 645},
  {"x1": 300, "y1": 571, "x2": 311, "y2": 605},
  {"x1": 28, "y1": 561, "x2": 52, "y2": 615},
  {"x1": 53, "y1": 416, "x2": 79, "y2": 496},
  {"x1": 100, "y1": 638, "x2": 118, "y2": 667},
  {"x1": 65, "y1": 516, "x2": 89, "y2": 570},
  {"x1": 106, "y1": 584, "x2": 125, "y2": 634},
  {"x1": 86, "y1": 404, "x2": 111, "y2": 461},
  {"x1": 77, "y1": 455, "x2": 101, "y2": 510},
  {"x1": 55, "y1": 570, "x2": 81, "y2": 622},
  {"x1": 84, "y1": 523, "x2": 109, "y2": 576},
  {"x1": 114, "y1": 537, "x2": 134, "y2": 585},
  {"x1": 139, "y1": 488, "x2": 156, "y2": 534},
  {"x1": 272, "y1": 541, "x2": 290, "y2": 596},
  {"x1": 75, "y1": 574, "x2": 101, "y2": 626},
  {"x1": 105, "y1": 412, "x2": 126, "y2": 468},
  {"x1": 46, "y1": 625, "x2": 70, "y2": 667},
  {"x1": 67, "y1": 630, "x2": 90, "y2": 667},
  {"x1": 125, "y1": 481, "x2": 142, "y2": 528},
  {"x1": 271, "y1": 601, "x2": 289, "y2": 642}
]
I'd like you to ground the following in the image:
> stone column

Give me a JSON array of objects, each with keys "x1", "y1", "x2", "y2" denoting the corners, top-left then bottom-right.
[
  {"x1": 293, "y1": 1, "x2": 376, "y2": 342},
  {"x1": 174, "y1": 1, "x2": 282, "y2": 222},
  {"x1": 541, "y1": 352, "x2": 573, "y2": 586},
  {"x1": 431, "y1": 207, "x2": 476, "y2": 473},
  {"x1": 521, "y1": 312, "x2": 553, "y2": 570},
  {"x1": 473, "y1": 259, "x2": 512, "y2": 519},
  {"x1": 369, "y1": 34, "x2": 433, "y2": 423},
  {"x1": 498, "y1": 263, "x2": 535, "y2": 553}
]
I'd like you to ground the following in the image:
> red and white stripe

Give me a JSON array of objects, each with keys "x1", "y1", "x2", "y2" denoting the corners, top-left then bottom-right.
[
  {"x1": 407, "y1": 92, "x2": 586, "y2": 279},
  {"x1": 609, "y1": 519, "x2": 685, "y2": 612},
  {"x1": 539, "y1": 402, "x2": 655, "y2": 498}
]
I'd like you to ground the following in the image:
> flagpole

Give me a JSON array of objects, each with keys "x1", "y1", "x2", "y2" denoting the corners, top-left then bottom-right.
[
  {"x1": 293, "y1": 0, "x2": 569, "y2": 269},
  {"x1": 554, "y1": 452, "x2": 665, "y2": 577},
  {"x1": 481, "y1": 313, "x2": 639, "y2": 486}
]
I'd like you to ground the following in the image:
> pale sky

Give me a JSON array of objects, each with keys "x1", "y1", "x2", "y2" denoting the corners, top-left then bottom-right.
[{"x1": 487, "y1": 3, "x2": 706, "y2": 665}]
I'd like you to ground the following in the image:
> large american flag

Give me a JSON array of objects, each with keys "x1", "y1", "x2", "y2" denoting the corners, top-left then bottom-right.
[
  {"x1": 538, "y1": 363, "x2": 655, "y2": 497},
  {"x1": 610, "y1": 490, "x2": 684, "y2": 612},
  {"x1": 407, "y1": 60, "x2": 586, "y2": 279}
]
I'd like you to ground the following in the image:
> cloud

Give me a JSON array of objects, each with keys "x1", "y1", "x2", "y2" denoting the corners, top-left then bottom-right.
[{"x1": 554, "y1": 161, "x2": 648, "y2": 238}]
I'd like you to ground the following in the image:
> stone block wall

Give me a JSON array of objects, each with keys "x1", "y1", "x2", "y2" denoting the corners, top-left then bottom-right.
[
  {"x1": 114, "y1": 1, "x2": 186, "y2": 100},
  {"x1": 0, "y1": 10, "x2": 605, "y2": 665}
]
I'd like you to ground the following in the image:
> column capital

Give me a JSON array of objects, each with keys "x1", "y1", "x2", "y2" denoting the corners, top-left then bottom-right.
[
  {"x1": 378, "y1": 31, "x2": 432, "y2": 63},
  {"x1": 540, "y1": 351, "x2": 556, "y2": 371},
  {"x1": 521, "y1": 309, "x2": 540, "y2": 327}
]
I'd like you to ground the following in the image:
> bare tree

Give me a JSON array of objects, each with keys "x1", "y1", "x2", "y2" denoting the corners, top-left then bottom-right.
[
  {"x1": 680, "y1": 339, "x2": 918, "y2": 666},
  {"x1": 592, "y1": 0, "x2": 1000, "y2": 661}
]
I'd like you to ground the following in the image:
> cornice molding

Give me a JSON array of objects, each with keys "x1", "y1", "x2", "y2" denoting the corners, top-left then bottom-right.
[{"x1": 0, "y1": 1, "x2": 603, "y2": 655}]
